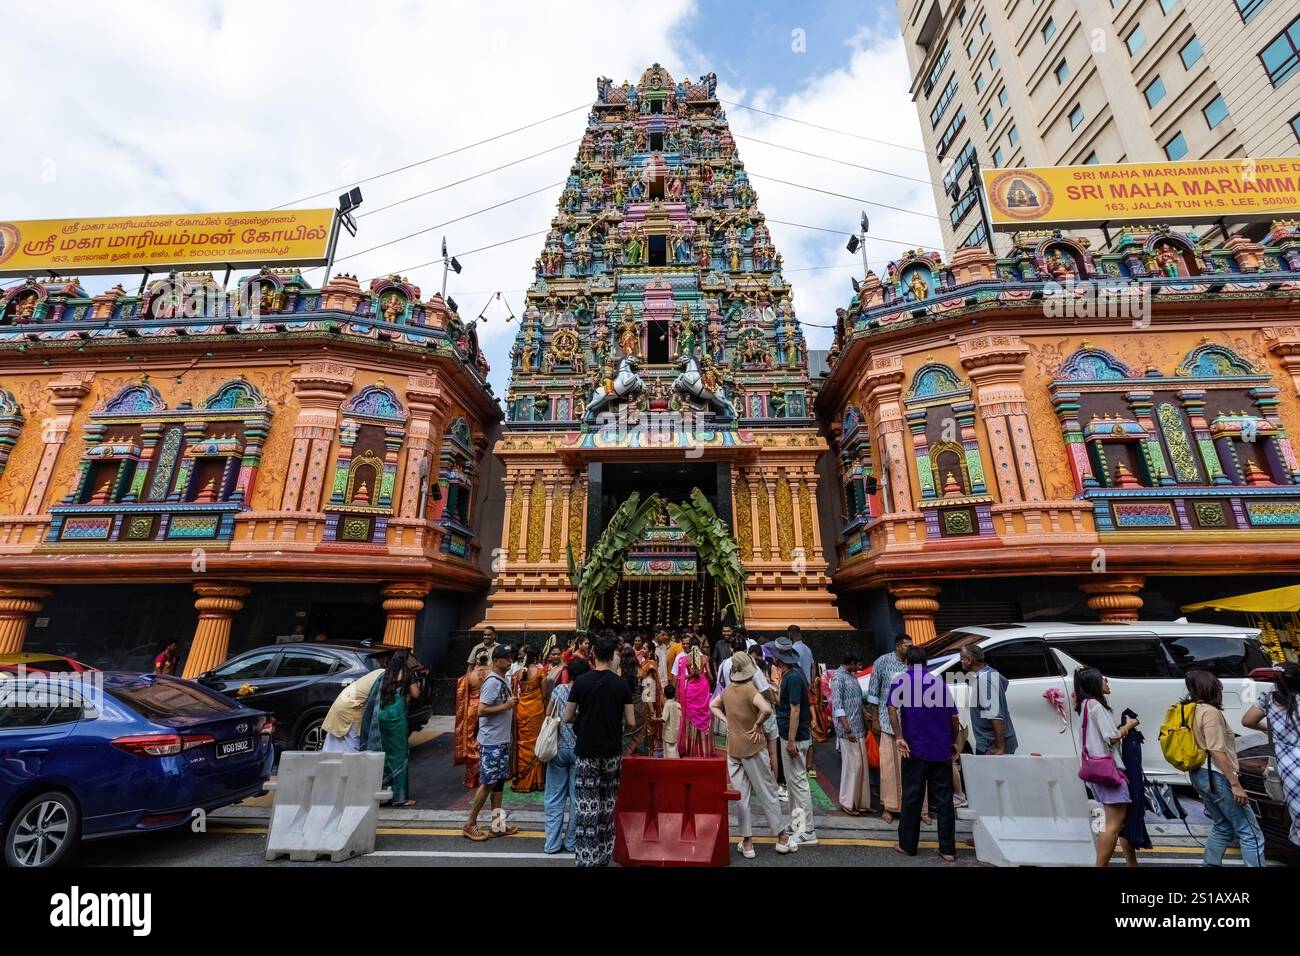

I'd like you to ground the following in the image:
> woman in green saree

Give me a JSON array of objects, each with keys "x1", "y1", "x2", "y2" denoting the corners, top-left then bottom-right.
[{"x1": 361, "y1": 650, "x2": 421, "y2": 807}]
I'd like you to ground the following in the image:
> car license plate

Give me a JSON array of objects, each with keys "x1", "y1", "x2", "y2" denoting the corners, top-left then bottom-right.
[{"x1": 216, "y1": 737, "x2": 253, "y2": 760}]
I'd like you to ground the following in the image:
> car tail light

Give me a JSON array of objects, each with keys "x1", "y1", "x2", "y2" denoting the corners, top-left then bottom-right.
[
  {"x1": 182, "y1": 734, "x2": 215, "y2": 751},
  {"x1": 112, "y1": 734, "x2": 183, "y2": 757},
  {"x1": 259, "y1": 715, "x2": 276, "y2": 736},
  {"x1": 1249, "y1": 667, "x2": 1279, "y2": 683}
]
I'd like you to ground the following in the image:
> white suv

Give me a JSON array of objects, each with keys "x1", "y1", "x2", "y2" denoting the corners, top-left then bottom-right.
[{"x1": 894, "y1": 621, "x2": 1274, "y2": 779}]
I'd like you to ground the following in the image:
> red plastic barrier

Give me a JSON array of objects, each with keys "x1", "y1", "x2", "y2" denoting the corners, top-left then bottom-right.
[{"x1": 613, "y1": 756, "x2": 739, "y2": 867}]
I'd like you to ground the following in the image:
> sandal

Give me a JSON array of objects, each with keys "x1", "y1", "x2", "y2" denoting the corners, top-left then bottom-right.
[
  {"x1": 881, "y1": 810, "x2": 895, "y2": 824},
  {"x1": 462, "y1": 824, "x2": 490, "y2": 842},
  {"x1": 393, "y1": 799, "x2": 417, "y2": 808},
  {"x1": 490, "y1": 825, "x2": 521, "y2": 838},
  {"x1": 837, "y1": 805, "x2": 864, "y2": 816},
  {"x1": 938, "y1": 852, "x2": 956, "y2": 863}
]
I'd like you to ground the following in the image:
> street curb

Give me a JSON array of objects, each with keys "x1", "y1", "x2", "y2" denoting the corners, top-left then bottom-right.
[{"x1": 209, "y1": 804, "x2": 1212, "y2": 843}]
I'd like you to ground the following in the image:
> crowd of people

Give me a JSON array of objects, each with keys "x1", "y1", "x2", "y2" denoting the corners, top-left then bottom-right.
[{"x1": 313, "y1": 621, "x2": 1300, "y2": 870}]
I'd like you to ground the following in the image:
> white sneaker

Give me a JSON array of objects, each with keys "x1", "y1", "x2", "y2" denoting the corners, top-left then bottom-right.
[
  {"x1": 795, "y1": 832, "x2": 819, "y2": 847},
  {"x1": 954, "y1": 795, "x2": 969, "y2": 809},
  {"x1": 777, "y1": 786, "x2": 789, "y2": 802},
  {"x1": 736, "y1": 840, "x2": 756, "y2": 859},
  {"x1": 774, "y1": 837, "x2": 798, "y2": 854}
]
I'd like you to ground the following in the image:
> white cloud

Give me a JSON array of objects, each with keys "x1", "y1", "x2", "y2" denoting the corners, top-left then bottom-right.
[{"x1": 0, "y1": 1, "x2": 938, "y2": 394}]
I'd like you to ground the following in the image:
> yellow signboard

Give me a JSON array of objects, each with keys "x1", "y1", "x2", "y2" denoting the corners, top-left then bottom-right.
[
  {"x1": 0, "y1": 209, "x2": 335, "y2": 277},
  {"x1": 982, "y1": 158, "x2": 1300, "y2": 229}
]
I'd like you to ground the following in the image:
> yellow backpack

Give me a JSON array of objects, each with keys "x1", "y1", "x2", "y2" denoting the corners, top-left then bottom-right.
[{"x1": 1158, "y1": 701, "x2": 1206, "y2": 772}]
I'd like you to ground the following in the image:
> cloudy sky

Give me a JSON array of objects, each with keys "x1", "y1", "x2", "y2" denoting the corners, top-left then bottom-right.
[{"x1": 0, "y1": 0, "x2": 944, "y2": 397}]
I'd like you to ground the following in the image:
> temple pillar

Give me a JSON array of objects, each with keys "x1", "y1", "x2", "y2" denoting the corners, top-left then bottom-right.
[
  {"x1": 1079, "y1": 574, "x2": 1146, "y2": 623},
  {"x1": 960, "y1": 335, "x2": 1045, "y2": 503},
  {"x1": 891, "y1": 582, "x2": 941, "y2": 644},
  {"x1": 280, "y1": 362, "x2": 355, "y2": 512},
  {"x1": 182, "y1": 583, "x2": 251, "y2": 678},
  {"x1": 400, "y1": 375, "x2": 449, "y2": 519},
  {"x1": 541, "y1": 472, "x2": 557, "y2": 562},
  {"x1": 381, "y1": 582, "x2": 430, "y2": 649},
  {"x1": 865, "y1": 355, "x2": 914, "y2": 513},
  {"x1": 24, "y1": 371, "x2": 94, "y2": 515},
  {"x1": 0, "y1": 586, "x2": 51, "y2": 654}
]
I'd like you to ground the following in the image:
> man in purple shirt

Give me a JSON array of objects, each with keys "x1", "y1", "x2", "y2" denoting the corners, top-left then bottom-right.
[{"x1": 887, "y1": 645, "x2": 959, "y2": 861}]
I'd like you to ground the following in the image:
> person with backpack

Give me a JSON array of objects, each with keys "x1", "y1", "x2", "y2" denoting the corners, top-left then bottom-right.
[
  {"x1": 1182, "y1": 670, "x2": 1266, "y2": 866},
  {"x1": 1242, "y1": 662, "x2": 1300, "y2": 849},
  {"x1": 1075, "y1": 667, "x2": 1140, "y2": 867}
]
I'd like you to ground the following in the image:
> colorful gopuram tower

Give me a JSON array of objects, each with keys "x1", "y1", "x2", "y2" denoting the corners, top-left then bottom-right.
[{"x1": 480, "y1": 64, "x2": 850, "y2": 639}]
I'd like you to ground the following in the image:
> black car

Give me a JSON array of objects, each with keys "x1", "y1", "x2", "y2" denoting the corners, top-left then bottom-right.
[{"x1": 195, "y1": 642, "x2": 432, "y2": 751}]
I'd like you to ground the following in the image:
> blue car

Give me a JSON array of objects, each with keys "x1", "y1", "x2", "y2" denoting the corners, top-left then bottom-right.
[{"x1": 1, "y1": 672, "x2": 274, "y2": 867}]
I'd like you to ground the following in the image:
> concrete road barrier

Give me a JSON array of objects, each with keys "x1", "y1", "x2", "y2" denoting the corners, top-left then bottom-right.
[
  {"x1": 265, "y1": 751, "x2": 392, "y2": 862},
  {"x1": 959, "y1": 754, "x2": 1095, "y2": 867}
]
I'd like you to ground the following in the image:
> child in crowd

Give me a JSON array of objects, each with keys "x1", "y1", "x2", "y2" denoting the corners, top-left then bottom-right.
[{"x1": 661, "y1": 683, "x2": 682, "y2": 758}]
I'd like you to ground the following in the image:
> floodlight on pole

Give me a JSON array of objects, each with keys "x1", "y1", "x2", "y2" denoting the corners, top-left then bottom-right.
[
  {"x1": 440, "y1": 235, "x2": 462, "y2": 298},
  {"x1": 323, "y1": 187, "x2": 363, "y2": 285},
  {"x1": 846, "y1": 209, "x2": 869, "y2": 281}
]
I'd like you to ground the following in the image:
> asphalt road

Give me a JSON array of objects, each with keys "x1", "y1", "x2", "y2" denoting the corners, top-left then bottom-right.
[{"x1": 72, "y1": 822, "x2": 973, "y2": 868}]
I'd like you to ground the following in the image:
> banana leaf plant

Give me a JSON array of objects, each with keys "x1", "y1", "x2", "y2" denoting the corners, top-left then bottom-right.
[
  {"x1": 566, "y1": 491, "x2": 663, "y2": 631},
  {"x1": 667, "y1": 488, "x2": 747, "y2": 625}
]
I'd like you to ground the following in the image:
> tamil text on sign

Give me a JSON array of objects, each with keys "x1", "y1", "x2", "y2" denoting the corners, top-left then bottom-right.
[{"x1": 0, "y1": 209, "x2": 335, "y2": 277}]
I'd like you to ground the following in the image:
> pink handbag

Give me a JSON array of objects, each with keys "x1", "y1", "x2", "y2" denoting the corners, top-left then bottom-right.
[{"x1": 1078, "y1": 702, "x2": 1129, "y2": 789}]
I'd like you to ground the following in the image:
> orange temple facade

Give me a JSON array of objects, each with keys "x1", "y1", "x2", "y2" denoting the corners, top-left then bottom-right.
[
  {"x1": 816, "y1": 223, "x2": 1300, "y2": 657},
  {"x1": 0, "y1": 270, "x2": 500, "y2": 674}
]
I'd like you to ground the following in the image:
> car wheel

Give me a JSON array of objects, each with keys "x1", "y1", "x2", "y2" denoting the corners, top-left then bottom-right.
[
  {"x1": 4, "y1": 791, "x2": 79, "y2": 868},
  {"x1": 297, "y1": 713, "x2": 327, "y2": 752}
]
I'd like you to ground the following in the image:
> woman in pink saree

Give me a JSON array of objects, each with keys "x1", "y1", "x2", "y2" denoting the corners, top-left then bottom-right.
[{"x1": 674, "y1": 641, "x2": 715, "y2": 756}]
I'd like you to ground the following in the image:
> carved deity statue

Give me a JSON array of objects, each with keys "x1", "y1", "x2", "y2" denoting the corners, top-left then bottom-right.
[{"x1": 618, "y1": 306, "x2": 640, "y2": 357}]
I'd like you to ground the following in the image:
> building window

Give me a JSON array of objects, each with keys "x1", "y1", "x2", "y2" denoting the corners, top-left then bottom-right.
[
  {"x1": 1069, "y1": 104, "x2": 1085, "y2": 129},
  {"x1": 983, "y1": 107, "x2": 994, "y2": 128},
  {"x1": 975, "y1": 72, "x2": 986, "y2": 93},
  {"x1": 936, "y1": 107, "x2": 968, "y2": 158},
  {"x1": 924, "y1": 43, "x2": 952, "y2": 97},
  {"x1": 966, "y1": 37, "x2": 976, "y2": 59},
  {"x1": 989, "y1": 50, "x2": 999, "y2": 70},
  {"x1": 980, "y1": 14, "x2": 989, "y2": 34},
  {"x1": 1144, "y1": 75, "x2": 1166, "y2": 107},
  {"x1": 963, "y1": 220, "x2": 989, "y2": 249},
  {"x1": 993, "y1": 145, "x2": 1005, "y2": 165},
  {"x1": 930, "y1": 74, "x2": 959, "y2": 126},
  {"x1": 1291, "y1": 113, "x2": 1300, "y2": 142},
  {"x1": 1235, "y1": 0, "x2": 1268, "y2": 23},
  {"x1": 950, "y1": 189, "x2": 977, "y2": 227},
  {"x1": 1043, "y1": 18, "x2": 1056, "y2": 42},
  {"x1": 1203, "y1": 94, "x2": 1229, "y2": 129},
  {"x1": 943, "y1": 142, "x2": 978, "y2": 194},
  {"x1": 1055, "y1": 59, "x2": 1070, "y2": 84},
  {"x1": 1164, "y1": 131, "x2": 1188, "y2": 160},
  {"x1": 1084, "y1": 151, "x2": 1100, "y2": 164},
  {"x1": 1126, "y1": 26, "x2": 1146, "y2": 56},
  {"x1": 998, "y1": 87, "x2": 1009, "y2": 106},
  {"x1": 958, "y1": 5, "x2": 967, "y2": 26},
  {"x1": 1009, "y1": 124, "x2": 1020, "y2": 145},
  {"x1": 1261, "y1": 17, "x2": 1300, "y2": 87},
  {"x1": 1180, "y1": 36, "x2": 1204, "y2": 69},
  {"x1": 1160, "y1": 0, "x2": 1178, "y2": 11}
]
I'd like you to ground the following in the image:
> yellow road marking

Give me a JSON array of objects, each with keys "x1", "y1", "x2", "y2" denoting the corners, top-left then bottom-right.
[{"x1": 209, "y1": 825, "x2": 1235, "y2": 857}]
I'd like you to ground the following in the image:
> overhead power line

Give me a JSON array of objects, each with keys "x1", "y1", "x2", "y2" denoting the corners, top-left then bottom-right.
[
  {"x1": 272, "y1": 103, "x2": 589, "y2": 209},
  {"x1": 358, "y1": 140, "x2": 579, "y2": 219},
  {"x1": 721, "y1": 98, "x2": 931, "y2": 157},
  {"x1": 300, "y1": 183, "x2": 562, "y2": 276},
  {"x1": 733, "y1": 134, "x2": 933, "y2": 185},
  {"x1": 748, "y1": 172, "x2": 941, "y2": 220}
]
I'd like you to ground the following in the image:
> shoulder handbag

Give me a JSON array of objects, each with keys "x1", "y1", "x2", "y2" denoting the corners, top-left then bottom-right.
[
  {"x1": 535, "y1": 692, "x2": 562, "y2": 764},
  {"x1": 1078, "y1": 701, "x2": 1129, "y2": 789}
]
